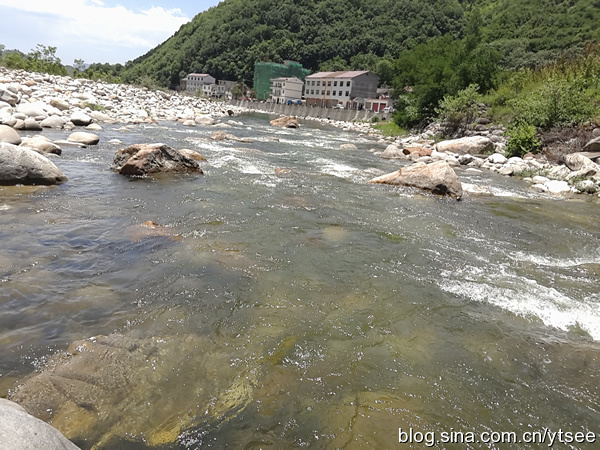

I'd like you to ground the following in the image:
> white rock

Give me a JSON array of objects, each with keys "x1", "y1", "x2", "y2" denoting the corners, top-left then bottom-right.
[
  {"x1": 545, "y1": 180, "x2": 571, "y2": 194},
  {"x1": 71, "y1": 111, "x2": 92, "y2": 126},
  {"x1": 67, "y1": 131, "x2": 100, "y2": 145},
  {"x1": 488, "y1": 153, "x2": 507, "y2": 164}
]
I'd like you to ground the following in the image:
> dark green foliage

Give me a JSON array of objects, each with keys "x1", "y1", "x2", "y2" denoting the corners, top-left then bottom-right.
[
  {"x1": 505, "y1": 122, "x2": 541, "y2": 157},
  {"x1": 0, "y1": 44, "x2": 66, "y2": 76},
  {"x1": 119, "y1": 0, "x2": 468, "y2": 88}
]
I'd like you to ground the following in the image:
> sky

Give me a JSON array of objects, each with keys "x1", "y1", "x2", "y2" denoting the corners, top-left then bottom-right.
[{"x1": 0, "y1": 0, "x2": 222, "y2": 65}]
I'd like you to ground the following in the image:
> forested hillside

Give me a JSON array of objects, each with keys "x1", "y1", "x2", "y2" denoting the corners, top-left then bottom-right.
[{"x1": 118, "y1": 0, "x2": 599, "y2": 89}]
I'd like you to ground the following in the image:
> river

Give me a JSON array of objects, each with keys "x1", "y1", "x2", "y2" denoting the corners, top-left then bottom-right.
[{"x1": 1, "y1": 114, "x2": 599, "y2": 448}]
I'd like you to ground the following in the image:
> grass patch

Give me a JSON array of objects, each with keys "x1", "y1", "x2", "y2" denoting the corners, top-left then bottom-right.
[
  {"x1": 372, "y1": 122, "x2": 407, "y2": 137},
  {"x1": 84, "y1": 102, "x2": 106, "y2": 112}
]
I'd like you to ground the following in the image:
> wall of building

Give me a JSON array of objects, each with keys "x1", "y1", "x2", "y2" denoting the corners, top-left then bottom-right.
[
  {"x1": 230, "y1": 99, "x2": 392, "y2": 122},
  {"x1": 350, "y1": 73, "x2": 379, "y2": 100}
]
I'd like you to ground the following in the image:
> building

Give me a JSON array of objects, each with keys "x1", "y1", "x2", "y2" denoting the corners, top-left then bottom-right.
[
  {"x1": 365, "y1": 87, "x2": 394, "y2": 112},
  {"x1": 304, "y1": 71, "x2": 379, "y2": 109},
  {"x1": 270, "y1": 77, "x2": 304, "y2": 104},
  {"x1": 181, "y1": 73, "x2": 216, "y2": 94},
  {"x1": 254, "y1": 61, "x2": 310, "y2": 100}
]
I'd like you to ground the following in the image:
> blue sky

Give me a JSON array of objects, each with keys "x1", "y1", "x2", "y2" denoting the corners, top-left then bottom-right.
[{"x1": 0, "y1": 0, "x2": 222, "y2": 65}]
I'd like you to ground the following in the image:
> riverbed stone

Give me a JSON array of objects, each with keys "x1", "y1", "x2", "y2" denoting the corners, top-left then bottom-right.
[
  {"x1": 545, "y1": 180, "x2": 571, "y2": 194},
  {"x1": 380, "y1": 144, "x2": 405, "y2": 159},
  {"x1": 40, "y1": 115, "x2": 66, "y2": 129},
  {"x1": 111, "y1": 143, "x2": 203, "y2": 176},
  {"x1": 564, "y1": 153, "x2": 596, "y2": 171},
  {"x1": 10, "y1": 333, "x2": 254, "y2": 447},
  {"x1": 0, "y1": 399, "x2": 80, "y2": 450},
  {"x1": 67, "y1": 132, "x2": 100, "y2": 146},
  {"x1": 21, "y1": 136, "x2": 62, "y2": 155},
  {"x1": 583, "y1": 136, "x2": 600, "y2": 152},
  {"x1": 368, "y1": 160, "x2": 463, "y2": 199},
  {"x1": 16, "y1": 101, "x2": 47, "y2": 118},
  {"x1": 270, "y1": 116, "x2": 299, "y2": 128},
  {"x1": 179, "y1": 148, "x2": 207, "y2": 161},
  {"x1": 0, "y1": 142, "x2": 67, "y2": 185},
  {"x1": 435, "y1": 136, "x2": 494, "y2": 155},
  {"x1": 340, "y1": 143, "x2": 358, "y2": 150},
  {"x1": 0, "y1": 124, "x2": 21, "y2": 144},
  {"x1": 70, "y1": 111, "x2": 92, "y2": 126},
  {"x1": 19, "y1": 118, "x2": 43, "y2": 131}
]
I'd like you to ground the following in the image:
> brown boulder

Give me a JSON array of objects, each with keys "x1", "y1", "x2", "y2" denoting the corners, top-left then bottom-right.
[
  {"x1": 210, "y1": 131, "x2": 254, "y2": 143},
  {"x1": 436, "y1": 136, "x2": 494, "y2": 155},
  {"x1": 111, "y1": 143, "x2": 203, "y2": 176},
  {"x1": 583, "y1": 136, "x2": 600, "y2": 153},
  {"x1": 368, "y1": 160, "x2": 462, "y2": 199},
  {"x1": 270, "y1": 116, "x2": 299, "y2": 128}
]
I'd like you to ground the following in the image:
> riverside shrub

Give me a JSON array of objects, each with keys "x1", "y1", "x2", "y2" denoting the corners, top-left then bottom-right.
[
  {"x1": 435, "y1": 84, "x2": 480, "y2": 131},
  {"x1": 505, "y1": 122, "x2": 541, "y2": 157}
]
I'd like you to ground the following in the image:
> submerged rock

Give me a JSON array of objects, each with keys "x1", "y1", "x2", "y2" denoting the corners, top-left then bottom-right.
[
  {"x1": 67, "y1": 132, "x2": 100, "y2": 146},
  {"x1": 0, "y1": 142, "x2": 67, "y2": 185},
  {"x1": 21, "y1": 136, "x2": 62, "y2": 155},
  {"x1": 10, "y1": 333, "x2": 255, "y2": 448},
  {"x1": 111, "y1": 143, "x2": 203, "y2": 176},
  {"x1": 368, "y1": 160, "x2": 462, "y2": 199}
]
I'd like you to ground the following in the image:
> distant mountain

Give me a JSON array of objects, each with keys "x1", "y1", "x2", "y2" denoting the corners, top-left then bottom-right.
[{"x1": 119, "y1": 0, "x2": 600, "y2": 88}]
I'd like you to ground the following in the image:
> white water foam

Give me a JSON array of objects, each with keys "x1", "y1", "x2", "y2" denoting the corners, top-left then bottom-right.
[{"x1": 439, "y1": 267, "x2": 600, "y2": 340}]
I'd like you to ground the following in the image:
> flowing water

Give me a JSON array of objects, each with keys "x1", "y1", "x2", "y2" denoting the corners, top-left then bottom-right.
[{"x1": 1, "y1": 114, "x2": 600, "y2": 449}]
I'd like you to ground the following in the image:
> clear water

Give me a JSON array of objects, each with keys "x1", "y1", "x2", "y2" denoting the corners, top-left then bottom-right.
[{"x1": 1, "y1": 114, "x2": 599, "y2": 448}]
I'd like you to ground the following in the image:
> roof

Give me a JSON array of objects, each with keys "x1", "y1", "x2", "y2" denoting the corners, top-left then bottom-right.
[
  {"x1": 187, "y1": 73, "x2": 213, "y2": 77},
  {"x1": 306, "y1": 71, "x2": 370, "y2": 79},
  {"x1": 271, "y1": 77, "x2": 303, "y2": 82}
]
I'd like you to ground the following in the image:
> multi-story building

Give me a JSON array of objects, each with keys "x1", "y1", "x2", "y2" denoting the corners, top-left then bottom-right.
[
  {"x1": 181, "y1": 73, "x2": 216, "y2": 94},
  {"x1": 304, "y1": 71, "x2": 379, "y2": 109},
  {"x1": 269, "y1": 77, "x2": 304, "y2": 104},
  {"x1": 254, "y1": 61, "x2": 310, "y2": 100}
]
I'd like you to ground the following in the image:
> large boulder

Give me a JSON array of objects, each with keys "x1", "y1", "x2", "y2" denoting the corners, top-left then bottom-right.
[
  {"x1": 270, "y1": 116, "x2": 299, "y2": 128},
  {"x1": 67, "y1": 132, "x2": 100, "y2": 146},
  {"x1": 565, "y1": 153, "x2": 597, "y2": 171},
  {"x1": 0, "y1": 399, "x2": 80, "y2": 450},
  {"x1": 21, "y1": 136, "x2": 62, "y2": 155},
  {"x1": 70, "y1": 111, "x2": 92, "y2": 126},
  {"x1": 583, "y1": 136, "x2": 600, "y2": 153},
  {"x1": 0, "y1": 143, "x2": 67, "y2": 185},
  {"x1": 40, "y1": 115, "x2": 67, "y2": 129},
  {"x1": 436, "y1": 136, "x2": 494, "y2": 155},
  {"x1": 0, "y1": 124, "x2": 21, "y2": 145},
  {"x1": 380, "y1": 144, "x2": 405, "y2": 159},
  {"x1": 368, "y1": 160, "x2": 463, "y2": 199},
  {"x1": 210, "y1": 131, "x2": 254, "y2": 143},
  {"x1": 16, "y1": 102, "x2": 47, "y2": 118},
  {"x1": 111, "y1": 143, "x2": 203, "y2": 176}
]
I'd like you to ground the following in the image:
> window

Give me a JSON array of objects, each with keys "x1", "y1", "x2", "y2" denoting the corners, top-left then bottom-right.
[
  {"x1": 346, "y1": 81, "x2": 350, "y2": 87},
  {"x1": 333, "y1": 91, "x2": 336, "y2": 96},
  {"x1": 317, "y1": 81, "x2": 320, "y2": 86},
  {"x1": 345, "y1": 91, "x2": 349, "y2": 96},
  {"x1": 328, "y1": 81, "x2": 331, "y2": 86},
  {"x1": 311, "y1": 90, "x2": 314, "y2": 95},
  {"x1": 334, "y1": 81, "x2": 337, "y2": 86},
  {"x1": 327, "y1": 90, "x2": 330, "y2": 95}
]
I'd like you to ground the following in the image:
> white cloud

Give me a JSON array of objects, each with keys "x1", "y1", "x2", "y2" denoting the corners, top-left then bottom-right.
[{"x1": 0, "y1": 0, "x2": 190, "y2": 63}]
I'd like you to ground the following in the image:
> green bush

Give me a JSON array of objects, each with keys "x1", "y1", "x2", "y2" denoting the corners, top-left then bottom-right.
[
  {"x1": 509, "y1": 77, "x2": 598, "y2": 129},
  {"x1": 505, "y1": 122, "x2": 541, "y2": 157},
  {"x1": 371, "y1": 115, "x2": 380, "y2": 123},
  {"x1": 435, "y1": 84, "x2": 480, "y2": 130}
]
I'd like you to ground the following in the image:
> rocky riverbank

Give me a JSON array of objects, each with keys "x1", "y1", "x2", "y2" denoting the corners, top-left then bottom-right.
[{"x1": 1, "y1": 66, "x2": 599, "y2": 198}]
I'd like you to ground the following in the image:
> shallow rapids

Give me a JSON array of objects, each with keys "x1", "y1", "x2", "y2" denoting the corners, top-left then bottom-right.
[{"x1": 1, "y1": 114, "x2": 599, "y2": 448}]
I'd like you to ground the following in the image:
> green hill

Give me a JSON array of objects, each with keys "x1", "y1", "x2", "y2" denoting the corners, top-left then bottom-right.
[{"x1": 119, "y1": 0, "x2": 600, "y2": 88}]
